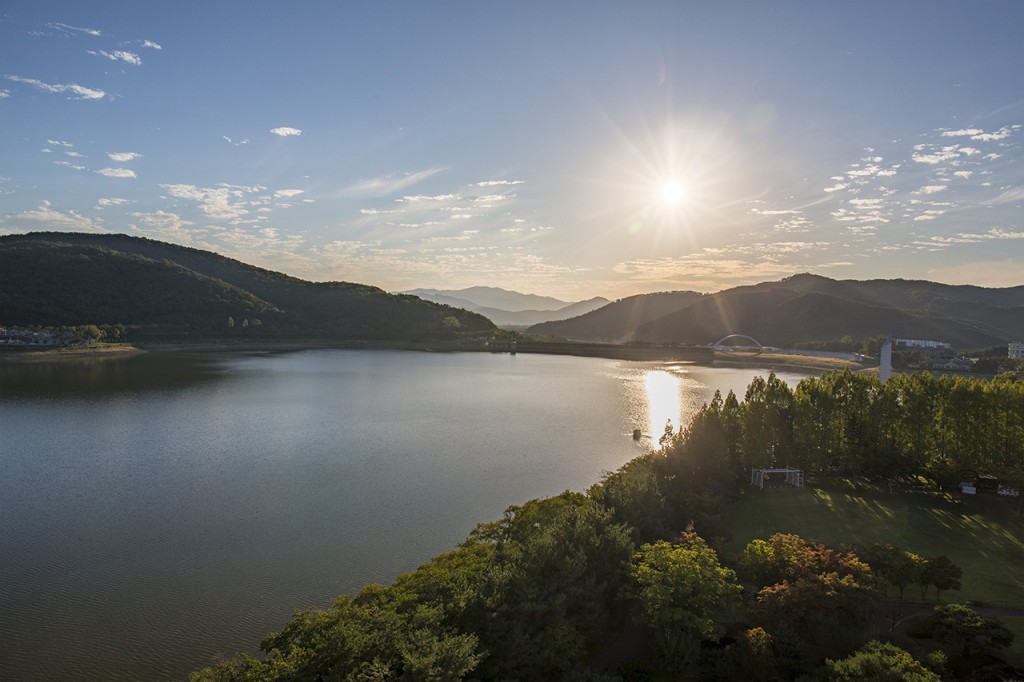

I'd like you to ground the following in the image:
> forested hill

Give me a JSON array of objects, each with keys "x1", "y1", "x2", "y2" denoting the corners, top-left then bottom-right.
[
  {"x1": 0, "y1": 232, "x2": 495, "y2": 343},
  {"x1": 528, "y1": 274, "x2": 1024, "y2": 348},
  {"x1": 527, "y1": 291, "x2": 706, "y2": 342}
]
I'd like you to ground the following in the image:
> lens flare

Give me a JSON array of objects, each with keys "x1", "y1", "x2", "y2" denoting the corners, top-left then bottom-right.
[{"x1": 657, "y1": 179, "x2": 687, "y2": 207}]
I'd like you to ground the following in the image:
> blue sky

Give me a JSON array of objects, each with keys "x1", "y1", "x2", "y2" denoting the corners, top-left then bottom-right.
[{"x1": 2, "y1": 1, "x2": 1022, "y2": 299}]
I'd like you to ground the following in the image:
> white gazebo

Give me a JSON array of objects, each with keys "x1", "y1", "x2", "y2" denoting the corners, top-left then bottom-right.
[{"x1": 750, "y1": 467, "x2": 804, "y2": 489}]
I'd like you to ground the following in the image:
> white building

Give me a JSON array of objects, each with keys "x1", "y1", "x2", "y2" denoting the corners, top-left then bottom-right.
[
  {"x1": 896, "y1": 338, "x2": 951, "y2": 350},
  {"x1": 879, "y1": 335, "x2": 892, "y2": 383},
  {"x1": 1010, "y1": 342, "x2": 1024, "y2": 360}
]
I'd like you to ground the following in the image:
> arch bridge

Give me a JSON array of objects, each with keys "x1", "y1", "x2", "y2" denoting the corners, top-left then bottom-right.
[{"x1": 710, "y1": 334, "x2": 765, "y2": 355}]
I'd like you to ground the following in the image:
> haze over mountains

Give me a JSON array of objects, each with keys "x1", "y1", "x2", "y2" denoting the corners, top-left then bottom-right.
[
  {"x1": 528, "y1": 274, "x2": 1024, "y2": 349},
  {"x1": 3, "y1": 232, "x2": 1021, "y2": 350},
  {"x1": 403, "y1": 287, "x2": 610, "y2": 327}
]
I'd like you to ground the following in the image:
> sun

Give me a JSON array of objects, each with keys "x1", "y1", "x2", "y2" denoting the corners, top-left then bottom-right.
[{"x1": 656, "y1": 178, "x2": 688, "y2": 207}]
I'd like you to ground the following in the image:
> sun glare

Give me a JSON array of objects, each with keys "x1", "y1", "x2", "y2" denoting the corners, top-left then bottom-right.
[
  {"x1": 657, "y1": 179, "x2": 688, "y2": 207},
  {"x1": 644, "y1": 370, "x2": 682, "y2": 440}
]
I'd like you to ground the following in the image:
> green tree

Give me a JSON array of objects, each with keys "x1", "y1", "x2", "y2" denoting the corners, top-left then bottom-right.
[
  {"x1": 191, "y1": 586, "x2": 482, "y2": 681},
  {"x1": 627, "y1": 535, "x2": 741, "y2": 674},
  {"x1": 589, "y1": 454, "x2": 671, "y2": 544},
  {"x1": 741, "y1": 373, "x2": 795, "y2": 469},
  {"x1": 733, "y1": 627, "x2": 778, "y2": 681},
  {"x1": 923, "y1": 555, "x2": 962, "y2": 602},
  {"x1": 470, "y1": 494, "x2": 635, "y2": 679},
  {"x1": 81, "y1": 324, "x2": 105, "y2": 341},
  {"x1": 930, "y1": 603, "x2": 1014, "y2": 657},
  {"x1": 864, "y1": 544, "x2": 923, "y2": 600},
  {"x1": 738, "y1": 533, "x2": 874, "y2": 588},
  {"x1": 750, "y1": 571, "x2": 877, "y2": 660},
  {"x1": 824, "y1": 640, "x2": 941, "y2": 681}
]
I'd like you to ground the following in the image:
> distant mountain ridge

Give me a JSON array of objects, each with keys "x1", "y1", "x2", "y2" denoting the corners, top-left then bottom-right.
[
  {"x1": 528, "y1": 291, "x2": 706, "y2": 342},
  {"x1": 0, "y1": 232, "x2": 495, "y2": 342},
  {"x1": 404, "y1": 286, "x2": 570, "y2": 311},
  {"x1": 403, "y1": 287, "x2": 610, "y2": 327},
  {"x1": 528, "y1": 274, "x2": 1024, "y2": 348}
]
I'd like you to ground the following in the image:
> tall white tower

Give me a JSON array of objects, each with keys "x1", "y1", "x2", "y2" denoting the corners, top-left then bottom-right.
[{"x1": 879, "y1": 334, "x2": 893, "y2": 383}]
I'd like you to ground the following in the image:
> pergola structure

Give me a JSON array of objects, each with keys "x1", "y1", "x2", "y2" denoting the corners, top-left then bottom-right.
[{"x1": 750, "y1": 467, "x2": 804, "y2": 489}]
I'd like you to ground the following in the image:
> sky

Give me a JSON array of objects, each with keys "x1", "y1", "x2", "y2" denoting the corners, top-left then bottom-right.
[{"x1": 2, "y1": 1, "x2": 1022, "y2": 301}]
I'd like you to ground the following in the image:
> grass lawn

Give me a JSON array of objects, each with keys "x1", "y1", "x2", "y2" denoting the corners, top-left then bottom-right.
[{"x1": 723, "y1": 480, "x2": 1024, "y2": 608}]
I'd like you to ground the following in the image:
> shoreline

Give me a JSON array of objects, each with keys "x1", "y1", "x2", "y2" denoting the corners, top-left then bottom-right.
[
  {"x1": 711, "y1": 351, "x2": 867, "y2": 374},
  {"x1": 0, "y1": 344, "x2": 145, "y2": 362},
  {"x1": 2, "y1": 340, "x2": 867, "y2": 374}
]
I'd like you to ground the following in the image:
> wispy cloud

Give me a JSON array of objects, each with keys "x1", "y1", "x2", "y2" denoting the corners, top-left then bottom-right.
[
  {"x1": 89, "y1": 50, "x2": 142, "y2": 66},
  {"x1": 96, "y1": 197, "x2": 130, "y2": 208},
  {"x1": 750, "y1": 208, "x2": 800, "y2": 216},
  {"x1": 342, "y1": 167, "x2": 445, "y2": 197},
  {"x1": 48, "y1": 22, "x2": 102, "y2": 37},
  {"x1": 474, "y1": 180, "x2": 525, "y2": 187},
  {"x1": 398, "y1": 193, "x2": 459, "y2": 203},
  {"x1": 360, "y1": 208, "x2": 402, "y2": 215},
  {"x1": 270, "y1": 127, "x2": 303, "y2": 137},
  {"x1": 980, "y1": 187, "x2": 1024, "y2": 206},
  {"x1": 914, "y1": 185, "x2": 947, "y2": 195},
  {"x1": 612, "y1": 255, "x2": 800, "y2": 287},
  {"x1": 969, "y1": 126, "x2": 1014, "y2": 142},
  {"x1": 129, "y1": 210, "x2": 198, "y2": 244},
  {"x1": 912, "y1": 146, "x2": 962, "y2": 165},
  {"x1": 107, "y1": 151, "x2": 142, "y2": 162},
  {"x1": 951, "y1": 228, "x2": 1024, "y2": 241},
  {"x1": 97, "y1": 168, "x2": 137, "y2": 178},
  {"x1": 940, "y1": 128, "x2": 984, "y2": 137},
  {"x1": 473, "y1": 194, "x2": 514, "y2": 204},
  {"x1": 161, "y1": 182, "x2": 263, "y2": 221},
  {"x1": 1, "y1": 200, "x2": 105, "y2": 232},
  {"x1": 140, "y1": 40, "x2": 162, "y2": 50},
  {"x1": 274, "y1": 189, "x2": 305, "y2": 198},
  {"x1": 5, "y1": 75, "x2": 106, "y2": 100}
]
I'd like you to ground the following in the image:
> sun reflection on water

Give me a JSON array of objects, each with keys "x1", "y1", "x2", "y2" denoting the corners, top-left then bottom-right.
[{"x1": 644, "y1": 370, "x2": 683, "y2": 442}]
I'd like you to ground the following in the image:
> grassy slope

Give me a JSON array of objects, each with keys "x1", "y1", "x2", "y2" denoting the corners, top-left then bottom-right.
[{"x1": 723, "y1": 481, "x2": 1024, "y2": 607}]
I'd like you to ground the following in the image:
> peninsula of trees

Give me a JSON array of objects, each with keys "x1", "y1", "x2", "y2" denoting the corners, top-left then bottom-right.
[{"x1": 192, "y1": 369, "x2": 1023, "y2": 681}]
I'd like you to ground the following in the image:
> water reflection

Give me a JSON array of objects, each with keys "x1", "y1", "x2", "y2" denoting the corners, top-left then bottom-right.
[
  {"x1": 645, "y1": 370, "x2": 682, "y2": 442},
  {"x1": 0, "y1": 353, "x2": 226, "y2": 399}
]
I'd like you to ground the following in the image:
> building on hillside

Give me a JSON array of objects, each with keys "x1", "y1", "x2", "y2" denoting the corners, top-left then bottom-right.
[
  {"x1": 896, "y1": 338, "x2": 951, "y2": 350},
  {"x1": 932, "y1": 357, "x2": 973, "y2": 372},
  {"x1": 1009, "y1": 341, "x2": 1024, "y2": 360}
]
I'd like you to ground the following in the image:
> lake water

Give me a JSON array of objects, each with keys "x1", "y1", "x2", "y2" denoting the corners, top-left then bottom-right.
[{"x1": 0, "y1": 350, "x2": 807, "y2": 681}]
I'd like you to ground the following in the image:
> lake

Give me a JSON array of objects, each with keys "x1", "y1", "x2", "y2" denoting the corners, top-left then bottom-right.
[{"x1": 0, "y1": 350, "x2": 807, "y2": 681}]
